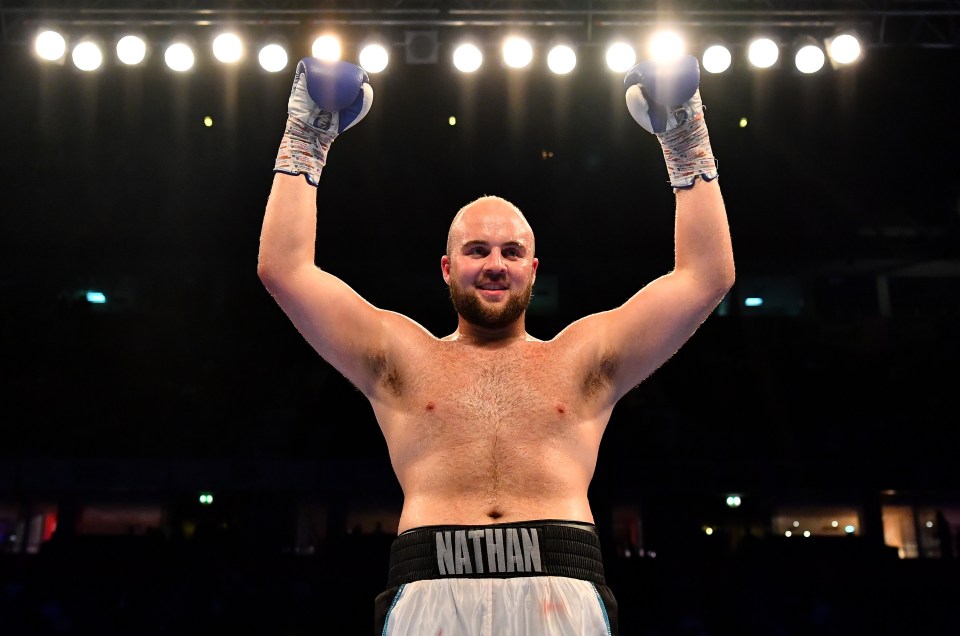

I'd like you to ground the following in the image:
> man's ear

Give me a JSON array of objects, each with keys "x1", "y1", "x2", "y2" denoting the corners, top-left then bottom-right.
[
  {"x1": 532, "y1": 257, "x2": 539, "y2": 283},
  {"x1": 441, "y1": 255, "x2": 451, "y2": 285}
]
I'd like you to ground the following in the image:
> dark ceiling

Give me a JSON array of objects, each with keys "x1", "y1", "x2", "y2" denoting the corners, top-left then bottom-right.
[{"x1": 0, "y1": 3, "x2": 958, "y2": 493}]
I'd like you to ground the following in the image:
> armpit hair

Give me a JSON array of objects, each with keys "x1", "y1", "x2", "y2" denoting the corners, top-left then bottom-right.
[
  {"x1": 582, "y1": 352, "x2": 620, "y2": 398},
  {"x1": 365, "y1": 349, "x2": 403, "y2": 397}
]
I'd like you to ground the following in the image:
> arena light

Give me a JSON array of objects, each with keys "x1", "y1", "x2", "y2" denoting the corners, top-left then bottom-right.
[
  {"x1": 164, "y1": 41, "x2": 196, "y2": 72},
  {"x1": 793, "y1": 36, "x2": 825, "y2": 74},
  {"x1": 826, "y1": 31, "x2": 864, "y2": 66},
  {"x1": 358, "y1": 41, "x2": 389, "y2": 73},
  {"x1": 311, "y1": 33, "x2": 342, "y2": 62},
  {"x1": 502, "y1": 36, "x2": 534, "y2": 69},
  {"x1": 546, "y1": 43, "x2": 576, "y2": 75},
  {"x1": 747, "y1": 36, "x2": 780, "y2": 69},
  {"x1": 701, "y1": 42, "x2": 732, "y2": 74},
  {"x1": 452, "y1": 41, "x2": 483, "y2": 73},
  {"x1": 72, "y1": 39, "x2": 104, "y2": 72},
  {"x1": 116, "y1": 34, "x2": 147, "y2": 66},
  {"x1": 212, "y1": 32, "x2": 244, "y2": 64},
  {"x1": 604, "y1": 41, "x2": 636, "y2": 73},
  {"x1": 647, "y1": 29, "x2": 686, "y2": 62},
  {"x1": 35, "y1": 29, "x2": 67, "y2": 62},
  {"x1": 259, "y1": 42, "x2": 289, "y2": 73}
]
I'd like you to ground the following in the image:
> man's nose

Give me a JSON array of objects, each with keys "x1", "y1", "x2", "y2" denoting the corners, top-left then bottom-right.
[{"x1": 483, "y1": 250, "x2": 507, "y2": 273}]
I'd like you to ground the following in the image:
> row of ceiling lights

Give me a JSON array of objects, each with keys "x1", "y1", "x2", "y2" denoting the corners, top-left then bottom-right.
[{"x1": 34, "y1": 28, "x2": 865, "y2": 76}]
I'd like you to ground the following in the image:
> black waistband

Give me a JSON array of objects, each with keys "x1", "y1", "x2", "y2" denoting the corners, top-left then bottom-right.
[{"x1": 386, "y1": 520, "x2": 606, "y2": 587}]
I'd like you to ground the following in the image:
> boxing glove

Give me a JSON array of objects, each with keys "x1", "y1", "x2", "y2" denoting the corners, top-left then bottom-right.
[
  {"x1": 624, "y1": 55, "x2": 717, "y2": 189},
  {"x1": 274, "y1": 58, "x2": 374, "y2": 186}
]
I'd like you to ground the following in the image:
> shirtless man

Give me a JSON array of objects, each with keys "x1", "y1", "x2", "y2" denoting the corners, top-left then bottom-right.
[{"x1": 259, "y1": 55, "x2": 733, "y2": 636}]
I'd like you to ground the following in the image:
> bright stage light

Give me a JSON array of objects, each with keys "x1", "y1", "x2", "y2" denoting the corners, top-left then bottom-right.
[
  {"x1": 827, "y1": 32, "x2": 863, "y2": 65},
  {"x1": 648, "y1": 30, "x2": 685, "y2": 61},
  {"x1": 605, "y1": 41, "x2": 636, "y2": 73},
  {"x1": 452, "y1": 42, "x2": 482, "y2": 73},
  {"x1": 312, "y1": 34, "x2": 342, "y2": 61},
  {"x1": 35, "y1": 30, "x2": 67, "y2": 61},
  {"x1": 546, "y1": 44, "x2": 576, "y2": 75},
  {"x1": 795, "y1": 42, "x2": 825, "y2": 74},
  {"x1": 747, "y1": 37, "x2": 779, "y2": 68},
  {"x1": 212, "y1": 32, "x2": 243, "y2": 64},
  {"x1": 359, "y1": 43, "x2": 389, "y2": 73},
  {"x1": 116, "y1": 35, "x2": 146, "y2": 65},
  {"x1": 502, "y1": 36, "x2": 533, "y2": 69},
  {"x1": 702, "y1": 44, "x2": 732, "y2": 74},
  {"x1": 165, "y1": 42, "x2": 195, "y2": 72},
  {"x1": 72, "y1": 41, "x2": 103, "y2": 72},
  {"x1": 259, "y1": 44, "x2": 288, "y2": 72}
]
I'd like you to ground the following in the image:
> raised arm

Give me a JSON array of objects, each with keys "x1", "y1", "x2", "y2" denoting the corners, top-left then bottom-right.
[
  {"x1": 567, "y1": 55, "x2": 735, "y2": 402},
  {"x1": 257, "y1": 59, "x2": 397, "y2": 396}
]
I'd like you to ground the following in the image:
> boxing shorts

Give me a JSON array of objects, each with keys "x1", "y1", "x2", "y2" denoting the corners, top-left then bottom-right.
[{"x1": 374, "y1": 519, "x2": 618, "y2": 635}]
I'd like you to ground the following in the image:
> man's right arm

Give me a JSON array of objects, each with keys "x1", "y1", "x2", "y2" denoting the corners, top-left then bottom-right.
[
  {"x1": 257, "y1": 59, "x2": 395, "y2": 396},
  {"x1": 258, "y1": 172, "x2": 391, "y2": 395}
]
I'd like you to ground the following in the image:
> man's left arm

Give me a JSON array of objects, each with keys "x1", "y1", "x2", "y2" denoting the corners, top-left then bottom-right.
[{"x1": 566, "y1": 56, "x2": 735, "y2": 401}]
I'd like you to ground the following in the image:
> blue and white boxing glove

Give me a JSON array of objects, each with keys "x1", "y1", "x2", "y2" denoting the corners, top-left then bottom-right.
[
  {"x1": 274, "y1": 58, "x2": 373, "y2": 186},
  {"x1": 624, "y1": 54, "x2": 717, "y2": 189}
]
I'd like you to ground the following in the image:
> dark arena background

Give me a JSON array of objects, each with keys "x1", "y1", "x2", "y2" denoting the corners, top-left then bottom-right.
[{"x1": 2, "y1": 2, "x2": 960, "y2": 634}]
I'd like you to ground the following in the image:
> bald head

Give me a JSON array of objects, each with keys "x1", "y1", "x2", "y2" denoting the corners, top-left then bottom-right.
[{"x1": 446, "y1": 195, "x2": 535, "y2": 258}]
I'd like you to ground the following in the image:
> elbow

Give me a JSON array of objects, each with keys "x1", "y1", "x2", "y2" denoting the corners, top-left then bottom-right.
[{"x1": 257, "y1": 255, "x2": 282, "y2": 295}]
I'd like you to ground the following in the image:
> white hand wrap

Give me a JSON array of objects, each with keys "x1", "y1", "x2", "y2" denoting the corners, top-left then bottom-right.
[
  {"x1": 657, "y1": 111, "x2": 718, "y2": 189},
  {"x1": 274, "y1": 115, "x2": 337, "y2": 187}
]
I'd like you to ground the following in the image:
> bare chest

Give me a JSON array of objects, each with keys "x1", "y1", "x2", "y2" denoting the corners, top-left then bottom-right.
[{"x1": 400, "y1": 343, "x2": 583, "y2": 446}]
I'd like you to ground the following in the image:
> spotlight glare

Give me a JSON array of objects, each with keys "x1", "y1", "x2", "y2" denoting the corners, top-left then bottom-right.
[
  {"x1": 702, "y1": 44, "x2": 732, "y2": 74},
  {"x1": 116, "y1": 35, "x2": 147, "y2": 65},
  {"x1": 35, "y1": 30, "x2": 67, "y2": 61},
  {"x1": 648, "y1": 30, "x2": 685, "y2": 62},
  {"x1": 795, "y1": 44, "x2": 825, "y2": 74},
  {"x1": 605, "y1": 41, "x2": 636, "y2": 73},
  {"x1": 502, "y1": 36, "x2": 533, "y2": 69},
  {"x1": 259, "y1": 44, "x2": 288, "y2": 73},
  {"x1": 546, "y1": 44, "x2": 576, "y2": 75},
  {"x1": 359, "y1": 43, "x2": 389, "y2": 73},
  {"x1": 72, "y1": 41, "x2": 103, "y2": 71},
  {"x1": 212, "y1": 32, "x2": 243, "y2": 64},
  {"x1": 452, "y1": 43, "x2": 483, "y2": 73},
  {"x1": 311, "y1": 34, "x2": 342, "y2": 61},
  {"x1": 828, "y1": 33, "x2": 862, "y2": 65},
  {"x1": 165, "y1": 42, "x2": 195, "y2": 72},
  {"x1": 747, "y1": 37, "x2": 779, "y2": 68}
]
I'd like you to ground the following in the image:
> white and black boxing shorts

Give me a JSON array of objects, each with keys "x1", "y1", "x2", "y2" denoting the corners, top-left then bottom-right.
[{"x1": 373, "y1": 519, "x2": 618, "y2": 635}]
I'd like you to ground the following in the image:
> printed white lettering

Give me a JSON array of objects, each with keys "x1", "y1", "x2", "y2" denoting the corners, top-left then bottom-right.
[
  {"x1": 436, "y1": 531, "x2": 454, "y2": 575},
  {"x1": 454, "y1": 530, "x2": 473, "y2": 574},
  {"x1": 506, "y1": 528, "x2": 523, "y2": 572},
  {"x1": 468, "y1": 530, "x2": 485, "y2": 573},
  {"x1": 521, "y1": 528, "x2": 542, "y2": 572},
  {"x1": 485, "y1": 528, "x2": 506, "y2": 573}
]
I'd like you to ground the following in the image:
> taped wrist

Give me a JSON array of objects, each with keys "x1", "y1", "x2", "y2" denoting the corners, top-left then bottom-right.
[
  {"x1": 273, "y1": 116, "x2": 336, "y2": 187},
  {"x1": 656, "y1": 112, "x2": 718, "y2": 189}
]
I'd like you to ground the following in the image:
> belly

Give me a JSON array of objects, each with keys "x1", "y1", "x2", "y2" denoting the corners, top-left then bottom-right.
[{"x1": 389, "y1": 414, "x2": 598, "y2": 531}]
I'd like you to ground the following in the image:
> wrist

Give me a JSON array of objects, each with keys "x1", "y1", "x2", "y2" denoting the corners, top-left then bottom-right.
[
  {"x1": 656, "y1": 113, "x2": 718, "y2": 189},
  {"x1": 273, "y1": 117, "x2": 336, "y2": 187}
]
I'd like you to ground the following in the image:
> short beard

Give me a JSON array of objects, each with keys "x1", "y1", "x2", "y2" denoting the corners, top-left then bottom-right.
[{"x1": 448, "y1": 279, "x2": 534, "y2": 329}]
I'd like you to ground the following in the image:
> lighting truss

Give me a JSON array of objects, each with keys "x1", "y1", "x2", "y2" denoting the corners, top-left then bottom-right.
[{"x1": 3, "y1": 0, "x2": 959, "y2": 50}]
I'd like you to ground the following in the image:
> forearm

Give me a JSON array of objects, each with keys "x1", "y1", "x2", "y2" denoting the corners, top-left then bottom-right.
[
  {"x1": 258, "y1": 172, "x2": 319, "y2": 280},
  {"x1": 259, "y1": 60, "x2": 372, "y2": 283},
  {"x1": 674, "y1": 177, "x2": 735, "y2": 291}
]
